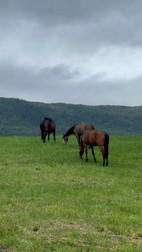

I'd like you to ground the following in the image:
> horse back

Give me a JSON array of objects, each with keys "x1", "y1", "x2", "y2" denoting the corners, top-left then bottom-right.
[
  {"x1": 44, "y1": 120, "x2": 56, "y2": 133},
  {"x1": 74, "y1": 123, "x2": 94, "y2": 135},
  {"x1": 50, "y1": 121, "x2": 56, "y2": 132},
  {"x1": 95, "y1": 130, "x2": 106, "y2": 146},
  {"x1": 82, "y1": 130, "x2": 106, "y2": 146}
]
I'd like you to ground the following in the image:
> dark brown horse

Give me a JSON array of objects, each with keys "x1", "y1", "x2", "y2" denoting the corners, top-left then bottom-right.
[
  {"x1": 79, "y1": 130, "x2": 109, "y2": 166},
  {"x1": 63, "y1": 123, "x2": 94, "y2": 146},
  {"x1": 40, "y1": 117, "x2": 56, "y2": 143}
]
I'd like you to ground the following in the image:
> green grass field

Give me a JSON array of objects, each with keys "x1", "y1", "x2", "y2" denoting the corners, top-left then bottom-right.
[{"x1": 0, "y1": 136, "x2": 142, "y2": 251}]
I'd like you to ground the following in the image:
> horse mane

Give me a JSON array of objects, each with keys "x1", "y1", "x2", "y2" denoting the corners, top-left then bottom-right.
[
  {"x1": 44, "y1": 117, "x2": 54, "y2": 123},
  {"x1": 64, "y1": 125, "x2": 77, "y2": 136},
  {"x1": 91, "y1": 124, "x2": 95, "y2": 130}
]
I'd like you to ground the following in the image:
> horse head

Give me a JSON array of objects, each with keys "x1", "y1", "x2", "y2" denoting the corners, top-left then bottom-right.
[{"x1": 63, "y1": 135, "x2": 68, "y2": 144}]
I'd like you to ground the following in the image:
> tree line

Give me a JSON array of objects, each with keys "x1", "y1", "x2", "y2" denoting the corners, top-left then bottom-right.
[{"x1": 0, "y1": 97, "x2": 142, "y2": 136}]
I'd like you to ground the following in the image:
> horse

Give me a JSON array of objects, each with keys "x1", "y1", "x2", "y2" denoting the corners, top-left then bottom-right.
[
  {"x1": 79, "y1": 129, "x2": 109, "y2": 166},
  {"x1": 63, "y1": 123, "x2": 94, "y2": 146},
  {"x1": 40, "y1": 117, "x2": 56, "y2": 143}
]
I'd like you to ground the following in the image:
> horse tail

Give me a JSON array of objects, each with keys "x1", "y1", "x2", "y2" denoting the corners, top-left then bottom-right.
[
  {"x1": 40, "y1": 121, "x2": 45, "y2": 140},
  {"x1": 104, "y1": 133, "x2": 109, "y2": 159}
]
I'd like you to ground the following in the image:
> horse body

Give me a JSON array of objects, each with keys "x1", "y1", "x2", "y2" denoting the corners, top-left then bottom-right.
[
  {"x1": 63, "y1": 123, "x2": 94, "y2": 145},
  {"x1": 79, "y1": 130, "x2": 109, "y2": 166},
  {"x1": 40, "y1": 118, "x2": 56, "y2": 143}
]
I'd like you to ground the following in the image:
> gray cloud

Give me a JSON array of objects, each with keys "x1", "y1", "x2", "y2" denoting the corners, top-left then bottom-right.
[
  {"x1": 1, "y1": 0, "x2": 142, "y2": 47},
  {"x1": 37, "y1": 64, "x2": 81, "y2": 83},
  {"x1": 0, "y1": 0, "x2": 142, "y2": 105},
  {"x1": 0, "y1": 59, "x2": 141, "y2": 106}
]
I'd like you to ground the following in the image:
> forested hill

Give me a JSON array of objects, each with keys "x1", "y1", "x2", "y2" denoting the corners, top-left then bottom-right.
[{"x1": 0, "y1": 97, "x2": 142, "y2": 136}]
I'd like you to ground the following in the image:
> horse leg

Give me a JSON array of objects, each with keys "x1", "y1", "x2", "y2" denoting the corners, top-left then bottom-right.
[
  {"x1": 48, "y1": 133, "x2": 50, "y2": 141},
  {"x1": 76, "y1": 135, "x2": 80, "y2": 146},
  {"x1": 43, "y1": 132, "x2": 46, "y2": 143},
  {"x1": 103, "y1": 147, "x2": 108, "y2": 166},
  {"x1": 91, "y1": 146, "x2": 96, "y2": 162},
  {"x1": 85, "y1": 144, "x2": 88, "y2": 162},
  {"x1": 99, "y1": 146, "x2": 105, "y2": 166},
  {"x1": 78, "y1": 135, "x2": 81, "y2": 146},
  {"x1": 106, "y1": 155, "x2": 108, "y2": 166},
  {"x1": 53, "y1": 133, "x2": 56, "y2": 141}
]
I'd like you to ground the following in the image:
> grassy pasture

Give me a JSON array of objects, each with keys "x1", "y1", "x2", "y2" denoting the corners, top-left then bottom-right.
[{"x1": 0, "y1": 135, "x2": 142, "y2": 251}]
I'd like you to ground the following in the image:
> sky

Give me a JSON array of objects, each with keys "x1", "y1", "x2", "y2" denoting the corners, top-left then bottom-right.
[{"x1": 0, "y1": 0, "x2": 142, "y2": 106}]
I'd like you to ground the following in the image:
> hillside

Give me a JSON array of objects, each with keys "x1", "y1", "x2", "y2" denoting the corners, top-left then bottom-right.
[{"x1": 0, "y1": 97, "x2": 142, "y2": 136}]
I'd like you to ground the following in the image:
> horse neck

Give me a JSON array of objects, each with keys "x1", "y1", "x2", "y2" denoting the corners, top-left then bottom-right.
[{"x1": 65, "y1": 125, "x2": 76, "y2": 136}]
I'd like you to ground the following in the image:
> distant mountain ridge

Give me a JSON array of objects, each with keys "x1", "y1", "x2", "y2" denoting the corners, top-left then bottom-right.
[{"x1": 0, "y1": 97, "x2": 142, "y2": 136}]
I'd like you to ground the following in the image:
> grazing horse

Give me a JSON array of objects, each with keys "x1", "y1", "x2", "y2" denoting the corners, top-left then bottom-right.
[
  {"x1": 40, "y1": 117, "x2": 56, "y2": 143},
  {"x1": 63, "y1": 123, "x2": 94, "y2": 146},
  {"x1": 79, "y1": 130, "x2": 109, "y2": 166}
]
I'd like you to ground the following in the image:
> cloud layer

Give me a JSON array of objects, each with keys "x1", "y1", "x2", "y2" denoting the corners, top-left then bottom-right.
[{"x1": 0, "y1": 0, "x2": 142, "y2": 106}]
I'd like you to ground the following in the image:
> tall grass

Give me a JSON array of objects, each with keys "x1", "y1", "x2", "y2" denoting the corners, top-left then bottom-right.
[{"x1": 0, "y1": 136, "x2": 142, "y2": 251}]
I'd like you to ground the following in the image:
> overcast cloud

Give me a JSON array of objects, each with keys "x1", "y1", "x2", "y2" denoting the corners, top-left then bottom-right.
[{"x1": 0, "y1": 0, "x2": 142, "y2": 106}]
